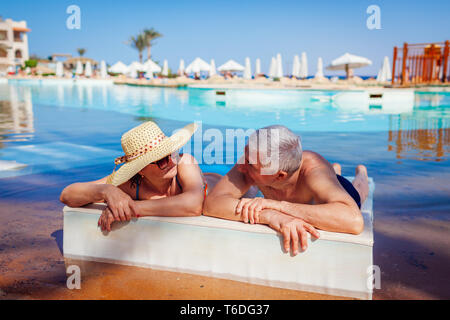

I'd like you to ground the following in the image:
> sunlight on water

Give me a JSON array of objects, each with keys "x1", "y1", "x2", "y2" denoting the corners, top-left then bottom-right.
[
  {"x1": 0, "y1": 81, "x2": 449, "y2": 176},
  {"x1": 2, "y1": 80, "x2": 449, "y2": 133}
]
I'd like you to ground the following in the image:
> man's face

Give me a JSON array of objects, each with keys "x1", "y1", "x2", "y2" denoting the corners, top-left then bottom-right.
[{"x1": 238, "y1": 145, "x2": 279, "y2": 186}]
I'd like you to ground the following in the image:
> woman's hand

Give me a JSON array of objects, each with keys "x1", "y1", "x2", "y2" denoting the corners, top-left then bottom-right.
[
  {"x1": 264, "y1": 210, "x2": 320, "y2": 255},
  {"x1": 235, "y1": 197, "x2": 281, "y2": 224},
  {"x1": 102, "y1": 184, "x2": 138, "y2": 222},
  {"x1": 98, "y1": 207, "x2": 116, "y2": 232}
]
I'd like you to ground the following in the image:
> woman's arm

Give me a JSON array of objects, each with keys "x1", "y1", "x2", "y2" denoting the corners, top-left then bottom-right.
[
  {"x1": 135, "y1": 154, "x2": 205, "y2": 217},
  {"x1": 60, "y1": 177, "x2": 109, "y2": 207},
  {"x1": 60, "y1": 177, "x2": 138, "y2": 222}
]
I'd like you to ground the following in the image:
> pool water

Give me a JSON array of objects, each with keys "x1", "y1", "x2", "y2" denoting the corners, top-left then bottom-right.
[
  {"x1": 0, "y1": 79, "x2": 448, "y2": 213},
  {"x1": 0, "y1": 80, "x2": 449, "y2": 299},
  {"x1": 3, "y1": 79, "x2": 450, "y2": 133}
]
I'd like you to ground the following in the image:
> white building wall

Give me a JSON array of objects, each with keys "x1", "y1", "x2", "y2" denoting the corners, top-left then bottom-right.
[{"x1": 0, "y1": 18, "x2": 30, "y2": 72}]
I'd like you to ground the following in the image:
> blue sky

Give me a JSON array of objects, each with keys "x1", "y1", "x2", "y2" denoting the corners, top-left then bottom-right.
[{"x1": 2, "y1": 0, "x2": 450, "y2": 76}]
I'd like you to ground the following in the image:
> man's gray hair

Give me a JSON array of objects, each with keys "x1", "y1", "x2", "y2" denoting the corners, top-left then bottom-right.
[{"x1": 248, "y1": 125, "x2": 302, "y2": 175}]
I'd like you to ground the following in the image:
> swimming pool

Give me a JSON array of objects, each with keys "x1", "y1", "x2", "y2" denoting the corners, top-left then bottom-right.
[
  {"x1": 3, "y1": 79, "x2": 450, "y2": 133},
  {"x1": 0, "y1": 80, "x2": 449, "y2": 180},
  {"x1": 1, "y1": 79, "x2": 449, "y2": 299}
]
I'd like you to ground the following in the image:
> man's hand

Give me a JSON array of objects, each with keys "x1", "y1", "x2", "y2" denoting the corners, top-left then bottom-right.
[
  {"x1": 102, "y1": 184, "x2": 138, "y2": 222},
  {"x1": 235, "y1": 197, "x2": 281, "y2": 224},
  {"x1": 263, "y1": 210, "x2": 320, "y2": 255}
]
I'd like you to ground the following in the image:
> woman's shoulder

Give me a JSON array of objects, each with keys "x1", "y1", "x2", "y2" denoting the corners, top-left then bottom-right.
[
  {"x1": 178, "y1": 153, "x2": 199, "y2": 165},
  {"x1": 176, "y1": 154, "x2": 204, "y2": 187}
]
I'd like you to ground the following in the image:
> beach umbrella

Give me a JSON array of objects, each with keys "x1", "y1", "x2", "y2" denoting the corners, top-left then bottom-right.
[
  {"x1": 128, "y1": 61, "x2": 145, "y2": 78},
  {"x1": 146, "y1": 70, "x2": 154, "y2": 79},
  {"x1": 275, "y1": 53, "x2": 283, "y2": 78},
  {"x1": 85, "y1": 61, "x2": 92, "y2": 77},
  {"x1": 243, "y1": 57, "x2": 252, "y2": 79},
  {"x1": 315, "y1": 57, "x2": 324, "y2": 78},
  {"x1": 55, "y1": 61, "x2": 64, "y2": 77},
  {"x1": 327, "y1": 53, "x2": 372, "y2": 79},
  {"x1": 100, "y1": 60, "x2": 107, "y2": 78},
  {"x1": 210, "y1": 59, "x2": 217, "y2": 76},
  {"x1": 162, "y1": 59, "x2": 169, "y2": 76},
  {"x1": 268, "y1": 57, "x2": 277, "y2": 78},
  {"x1": 178, "y1": 59, "x2": 185, "y2": 76},
  {"x1": 109, "y1": 61, "x2": 128, "y2": 74},
  {"x1": 186, "y1": 57, "x2": 210, "y2": 74},
  {"x1": 217, "y1": 59, "x2": 245, "y2": 73},
  {"x1": 143, "y1": 59, "x2": 162, "y2": 74},
  {"x1": 75, "y1": 61, "x2": 83, "y2": 75},
  {"x1": 300, "y1": 52, "x2": 308, "y2": 78},
  {"x1": 292, "y1": 55, "x2": 300, "y2": 78},
  {"x1": 255, "y1": 58, "x2": 261, "y2": 75},
  {"x1": 7, "y1": 65, "x2": 15, "y2": 74},
  {"x1": 376, "y1": 56, "x2": 391, "y2": 82}
]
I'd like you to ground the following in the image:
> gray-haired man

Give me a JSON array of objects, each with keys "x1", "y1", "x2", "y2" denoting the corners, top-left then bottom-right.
[{"x1": 204, "y1": 125, "x2": 369, "y2": 255}]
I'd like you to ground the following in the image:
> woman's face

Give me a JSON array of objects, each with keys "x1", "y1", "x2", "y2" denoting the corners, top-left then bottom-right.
[{"x1": 140, "y1": 152, "x2": 179, "y2": 180}]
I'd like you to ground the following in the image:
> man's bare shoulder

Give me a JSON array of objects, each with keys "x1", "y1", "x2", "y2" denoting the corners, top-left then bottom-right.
[{"x1": 301, "y1": 150, "x2": 332, "y2": 174}]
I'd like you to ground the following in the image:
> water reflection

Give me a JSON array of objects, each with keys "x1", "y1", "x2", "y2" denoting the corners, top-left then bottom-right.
[
  {"x1": 0, "y1": 86, "x2": 34, "y2": 144},
  {"x1": 0, "y1": 82, "x2": 449, "y2": 164},
  {"x1": 388, "y1": 114, "x2": 449, "y2": 161}
]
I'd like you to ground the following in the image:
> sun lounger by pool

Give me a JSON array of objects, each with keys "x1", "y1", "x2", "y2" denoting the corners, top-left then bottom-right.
[{"x1": 63, "y1": 177, "x2": 375, "y2": 299}]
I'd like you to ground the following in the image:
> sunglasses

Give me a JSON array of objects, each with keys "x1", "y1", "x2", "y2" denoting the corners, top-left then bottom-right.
[{"x1": 152, "y1": 150, "x2": 180, "y2": 169}]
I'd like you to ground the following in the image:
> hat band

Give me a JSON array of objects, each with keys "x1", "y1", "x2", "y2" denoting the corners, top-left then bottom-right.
[{"x1": 114, "y1": 132, "x2": 166, "y2": 165}]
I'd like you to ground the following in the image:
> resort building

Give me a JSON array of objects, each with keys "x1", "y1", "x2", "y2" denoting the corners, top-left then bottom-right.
[{"x1": 0, "y1": 18, "x2": 30, "y2": 73}]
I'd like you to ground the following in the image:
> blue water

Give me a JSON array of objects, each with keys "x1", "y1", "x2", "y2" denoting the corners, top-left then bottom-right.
[
  {"x1": 4, "y1": 79, "x2": 450, "y2": 133},
  {"x1": 1, "y1": 79, "x2": 449, "y2": 299},
  {"x1": 0, "y1": 80, "x2": 449, "y2": 220}
]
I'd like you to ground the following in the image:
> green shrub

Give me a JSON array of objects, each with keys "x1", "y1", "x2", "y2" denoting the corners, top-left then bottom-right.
[{"x1": 24, "y1": 59, "x2": 38, "y2": 68}]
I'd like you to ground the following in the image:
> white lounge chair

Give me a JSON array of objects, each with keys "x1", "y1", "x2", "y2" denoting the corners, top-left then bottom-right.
[{"x1": 63, "y1": 177, "x2": 375, "y2": 299}]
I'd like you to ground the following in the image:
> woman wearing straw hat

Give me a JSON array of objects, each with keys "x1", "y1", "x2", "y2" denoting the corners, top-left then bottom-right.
[{"x1": 60, "y1": 121, "x2": 211, "y2": 231}]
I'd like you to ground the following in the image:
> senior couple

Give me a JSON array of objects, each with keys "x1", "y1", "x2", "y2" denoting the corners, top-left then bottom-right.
[{"x1": 61, "y1": 121, "x2": 369, "y2": 255}]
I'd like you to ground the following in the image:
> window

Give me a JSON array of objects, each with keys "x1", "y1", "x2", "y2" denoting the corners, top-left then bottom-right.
[
  {"x1": 13, "y1": 31, "x2": 22, "y2": 42},
  {"x1": 15, "y1": 49, "x2": 22, "y2": 58},
  {"x1": 0, "y1": 30, "x2": 7, "y2": 41}
]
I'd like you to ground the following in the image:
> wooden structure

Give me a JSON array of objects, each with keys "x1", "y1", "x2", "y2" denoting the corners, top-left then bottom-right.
[
  {"x1": 388, "y1": 114, "x2": 449, "y2": 161},
  {"x1": 64, "y1": 57, "x2": 98, "y2": 69},
  {"x1": 392, "y1": 41, "x2": 449, "y2": 85}
]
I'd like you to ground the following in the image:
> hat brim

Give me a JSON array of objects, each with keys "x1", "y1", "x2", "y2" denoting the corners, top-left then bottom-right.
[{"x1": 106, "y1": 122, "x2": 198, "y2": 186}]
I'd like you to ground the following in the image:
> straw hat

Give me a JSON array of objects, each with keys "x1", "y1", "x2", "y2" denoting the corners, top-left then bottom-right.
[{"x1": 106, "y1": 121, "x2": 198, "y2": 186}]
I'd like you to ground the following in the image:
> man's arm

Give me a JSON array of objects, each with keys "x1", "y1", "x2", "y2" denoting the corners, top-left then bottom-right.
[
  {"x1": 279, "y1": 169, "x2": 363, "y2": 234},
  {"x1": 203, "y1": 164, "x2": 253, "y2": 221},
  {"x1": 239, "y1": 169, "x2": 364, "y2": 234}
]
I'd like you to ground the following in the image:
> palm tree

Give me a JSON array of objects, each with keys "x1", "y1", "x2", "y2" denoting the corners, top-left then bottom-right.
[
  {"x1": 127, "y1": 34, "x2": 146, "y2": 63},
  {"x1": 77, "y1": 48, "x2": 86, "y2": 56},
  {"x1": 143, "y1": 28, "x2": 162, "y2": 61}
]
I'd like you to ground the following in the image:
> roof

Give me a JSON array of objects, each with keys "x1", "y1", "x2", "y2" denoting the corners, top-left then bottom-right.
[
  {"x1": 13, "y1": 27, "x2": 31, "y2": 32},
  {"x1": 64, "y1": 57, "x2": 98, "y2": 66}
]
